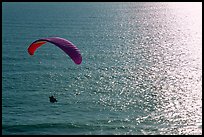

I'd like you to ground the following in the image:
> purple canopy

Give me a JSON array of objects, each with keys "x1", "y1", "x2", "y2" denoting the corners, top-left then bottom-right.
[{"x1": 28, "y1": 37, "x2": 82, "y2": 65}]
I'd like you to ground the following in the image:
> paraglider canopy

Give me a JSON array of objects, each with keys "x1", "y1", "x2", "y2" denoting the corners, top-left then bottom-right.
[{"x1": 28, "y1": 37, "x2": 82, "y2": 65}]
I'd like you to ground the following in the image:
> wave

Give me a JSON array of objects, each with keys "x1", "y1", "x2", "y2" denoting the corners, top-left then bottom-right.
[
  {"x1": 2, "y1": 120, "x2": 135, "y2": 135},
  {"x1": 2, "y1": 122, "x2": 114, "y2": 135}
]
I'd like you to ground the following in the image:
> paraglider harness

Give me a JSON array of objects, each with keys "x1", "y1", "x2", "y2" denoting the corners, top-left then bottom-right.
[{"x1": 49, "y1": 95, "x2": 57, "y2": 103}]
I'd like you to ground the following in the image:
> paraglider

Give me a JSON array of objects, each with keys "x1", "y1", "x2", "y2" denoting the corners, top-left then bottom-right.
[
  {"x1": 27, "y1": 37, "x2": 82, "y2": 64},
  {"x1": 27, "y1": 37, "x2": 82, "y2": 103}
]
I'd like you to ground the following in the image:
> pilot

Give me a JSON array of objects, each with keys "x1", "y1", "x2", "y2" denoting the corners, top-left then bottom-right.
[{"x1": 49, "y1": 95, "x2": 57, "y2": 103}]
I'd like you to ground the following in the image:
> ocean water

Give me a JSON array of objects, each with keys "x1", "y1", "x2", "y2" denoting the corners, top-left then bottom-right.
[{"x1": 2, "y1": 2, "x2": 202, "y2": 135}]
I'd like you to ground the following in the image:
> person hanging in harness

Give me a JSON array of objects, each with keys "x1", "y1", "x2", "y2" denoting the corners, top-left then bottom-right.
[{"x1": 49, "y1": 95, "x2": 57, "y2": 103}]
